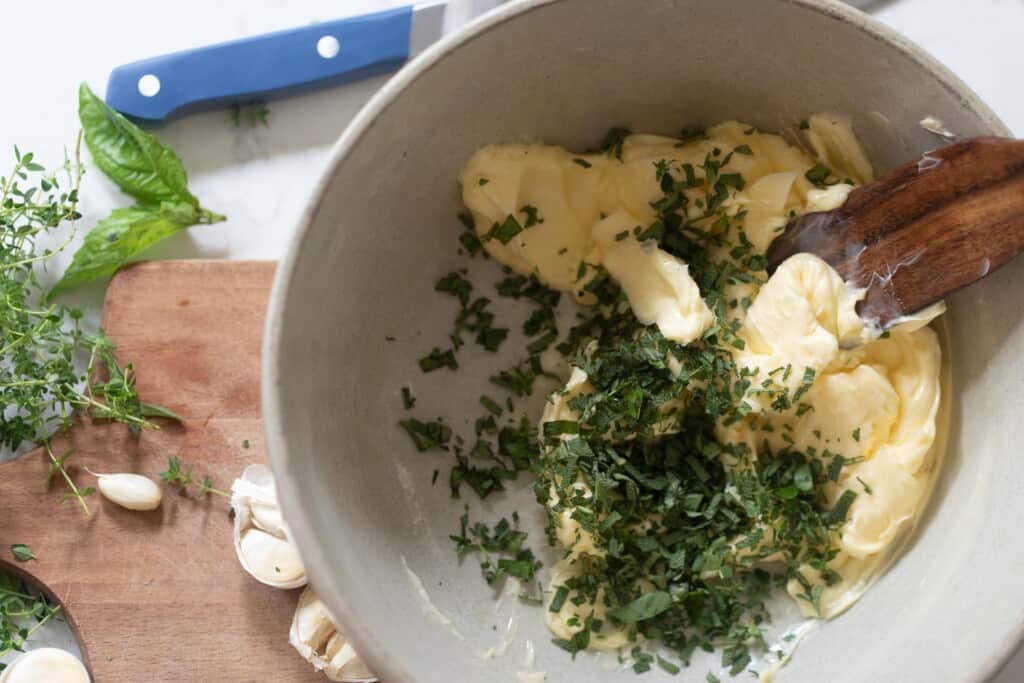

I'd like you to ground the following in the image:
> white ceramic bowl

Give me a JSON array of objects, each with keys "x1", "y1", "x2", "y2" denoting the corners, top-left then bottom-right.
[{"x1": 264, "y1": 1, "x2": 1021, "y2": 681}]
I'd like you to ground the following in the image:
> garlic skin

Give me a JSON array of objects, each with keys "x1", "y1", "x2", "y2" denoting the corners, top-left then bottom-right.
[
  {"x1": 90, "y1": 471, "x2": 162, "y2": 511},
  {"x1": 230, "y1": 464, "x2": 306, "y2": 589},
  {"x1": 290, "y1": 587, "x2": 376, "y2": 682},
  {"x1": 0, "y1": 648, "x2": 90, "y2": 683}
]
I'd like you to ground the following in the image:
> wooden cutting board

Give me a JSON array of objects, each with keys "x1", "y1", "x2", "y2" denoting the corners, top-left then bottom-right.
[{"x1": 0, "y1": 260, "x2": 328, "y2": 682}]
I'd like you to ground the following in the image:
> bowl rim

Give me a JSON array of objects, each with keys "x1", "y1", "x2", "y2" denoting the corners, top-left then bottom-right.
[{"x1": 262, "y1": 1, "x2": 1015, "y2": 681}]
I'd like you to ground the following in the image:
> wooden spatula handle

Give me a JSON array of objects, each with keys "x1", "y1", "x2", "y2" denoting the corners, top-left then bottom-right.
[{"x1": 766, "y1": 137, "x2": 1024, "y2": 327}]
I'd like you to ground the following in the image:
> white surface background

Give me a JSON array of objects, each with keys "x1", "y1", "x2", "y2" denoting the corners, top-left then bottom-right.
[{"x1": 0, "y1": 0, "x2": 1022, "y2": 680}]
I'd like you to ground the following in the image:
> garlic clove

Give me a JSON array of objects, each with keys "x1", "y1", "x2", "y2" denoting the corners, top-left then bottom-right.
[
  {"x1": 290, "y1": 587, "x2": 377, "y2": 682},
  {"x1": 92, "y1": 472, "x2": 162, "y2": 511},
  {"x1": 236, "y1": 527, "x2": 305, "y2": 585},
  {"x1": 230, "y1": 464, "x2": 307, "y2": 589},
  {"x1": 249, "y1": 499, "x2": 286, "y2": 536},
  {"x1": 324, "y1": 635, "x2": 374, "y2": 681},
  {"x1": 0, "y1": 648, "x2": 90, "y2": 683}
]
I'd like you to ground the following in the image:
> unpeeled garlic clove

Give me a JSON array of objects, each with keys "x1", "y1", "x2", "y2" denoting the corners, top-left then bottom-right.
[
  {"x1": 230, "y1": 464, "x2": 306, "y2": 589},
  {"x1": 237, "y1": 527, "x2": 305, "y2": 585},
  {"x1": 0, "y1": 648, "x2": 90, "y2": 683},
  {"x1": 87, "y1": 469, "x2": 162, "y2": 511},
  {"x1": 290, "y1": 587, "x2": 376, "y2": 682}
]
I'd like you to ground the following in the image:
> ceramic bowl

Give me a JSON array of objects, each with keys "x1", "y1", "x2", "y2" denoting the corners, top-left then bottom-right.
[{"x1": 263, "y1": 1, "x2": 1020, "y2": 681}]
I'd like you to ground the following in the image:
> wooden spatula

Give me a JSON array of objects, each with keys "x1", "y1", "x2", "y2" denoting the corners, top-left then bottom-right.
[{"x1": 766, "y1": 137, "x2": 1024, "y2": 328}]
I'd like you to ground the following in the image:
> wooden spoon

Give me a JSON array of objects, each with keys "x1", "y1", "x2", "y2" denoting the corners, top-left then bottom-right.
[{"x1": 765, "y1": 136, "x2": 1024, "y2": 328}]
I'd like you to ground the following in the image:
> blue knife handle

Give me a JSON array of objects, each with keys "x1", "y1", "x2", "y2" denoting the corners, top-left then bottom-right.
[{"x1": 105, "y1": 6, "x2": 413, "y2": 122}]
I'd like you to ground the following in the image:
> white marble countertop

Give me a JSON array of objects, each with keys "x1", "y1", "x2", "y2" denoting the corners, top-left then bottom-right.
[{"x1": 1, "y1": 0, "x2": 1022, "y2": 679}]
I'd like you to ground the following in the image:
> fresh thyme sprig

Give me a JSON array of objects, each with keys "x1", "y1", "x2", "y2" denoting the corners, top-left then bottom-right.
[
  {"x1": 0, "y1": 141, "x2": 182, "y2": 449},
  {"x1": 1, "y1": 142, "x2": 186, "y2": 515},
  {"x1": 44, "y1": 442, "x2": 96, "y2": 516},
  {"x1": 0, "y1": 571, "x2": 63, "y2": 669},
  {"x1": 158, "y1": 456, "x2": 229, "y2": 498}
]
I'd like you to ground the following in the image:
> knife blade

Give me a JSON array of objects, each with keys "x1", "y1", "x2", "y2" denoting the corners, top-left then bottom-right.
[{"x1": 105, "y1": 2, "x2": 450, "y2": 123}]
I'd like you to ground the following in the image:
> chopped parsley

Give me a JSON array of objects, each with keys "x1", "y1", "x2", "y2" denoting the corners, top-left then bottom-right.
[
  {"x1": 483, "y1": 215, "x2": 524, "y2": 244},
  {"x1": 520, "y1": 204, "x2": 543, "y2": 227},
  {"x1": 804, "y1": 163, "x2": 835, "y2": 189},
  {"x1": 418, "y1": 347, "x2": 457, "y2": 372},
  {"x1": 458, "y1": 213, "x2": 484, "y2": 256},
  {"x1": 399, "y1": 418, "x2": 451, "y2": 451},
  {"x1": 433, "y1": 272, "x2": 509, "y2": 354},
  {"x1": 678, "y1": 126, "x2": 708, "y2": 145},
  {"x1": 599, "y1": 127, "x2": 631, "y2": 161},
  {"x1": 451, "y1": 511, "x2": 541, "y2": 585}
]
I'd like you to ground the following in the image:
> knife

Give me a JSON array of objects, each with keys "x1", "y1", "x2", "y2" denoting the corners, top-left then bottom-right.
[
  {"x1": 105, "y1": 2, "x2": 451, "y2": 123},
  {"x1": 106, "y1": 0, "x2": 868, "y2": 123}
]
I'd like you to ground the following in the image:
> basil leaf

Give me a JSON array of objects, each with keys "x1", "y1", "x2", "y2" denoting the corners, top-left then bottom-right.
[
  {"x1": 78, "y1": 83, "x2": 197, "y2": 206},
  {"x1": 50, "y1": 203, "x2": 199, "y2": 296},
  {"x1": 140, "y1": 402, "x2": 183, "y2": 421},
  {"x1": 609, "y1": 591, "x2": 673, "y2": 623}
]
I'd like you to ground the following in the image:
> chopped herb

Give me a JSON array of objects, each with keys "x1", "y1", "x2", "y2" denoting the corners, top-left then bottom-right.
[
  {"x1": 599, "y1": 127, "x2": 631, "y2": 160},
  {"x1": 542, "y1": 420, "x2": 579, "y2": 437},
  {"x1": 827, "y1": 490, "x2": 858, "y2": 525},
  {"x1": 549, "y1": 585, "x2": 570, "y2": 612},
  {"x1": 657, "y1": 656, "x2": 681, "y2": 675},
  {"x1": 10, "y1": 544, "x2": 35, "y2": 562},
  {"x1": 632, "y1": 648, "x2": 654, "y2": 673},
  {"x1": 458, "y1": 213, "x2": 484, "y2": 256},
  {"x1": 451, "y1": 513, "x2": 541, "y2": 584},
  {"x1": 482, "y1": 215, "x2": 524, "y2": 244},
  {"x1": 419, "y1": 347, "x2": 458, "y2": 372},
  {"x1": 479, "y1": 395, "x2": 503, "y2": 416},
  {"x1": 490, "y1": 360, "x2": 539, "y2": 397},
  {"x1": 733, "y1": 144, "x2": 753, "y2": 155},
  {"x1": 857, "y1": 476, "x2": 873, "y2": 495},
  {"x1": 435, "y1": 272, "x2": 473, "y2": 305},
  {"x1": 520, "y1": 205, "x2": 542, "y2": 227},
  {"x1": 159, "y1": 456, "x2": 229, "y2": 498},
  {"x1": 609, "y1": 591, "x2": 673, "y2": 623},
  {"x1": 827, "y1": 454, "x2": 845, "y2": 482},
  {"x1": 402, "y1": 386, "x2": 416, "y2": 410},
  {"x1": 678, "y1": 126, "x2": 708, "y2": 145},
  {"x1": 804, "y1": 163, "x2": 834, "y2": 189},
  {"x1": 572, "y1": 158, "x2": 593, "y2": 169},
  {"x1": 852, "y1": 427, "x2": 861, "y2": 442},
  {"x1": 478, "y1": 177, "x2": 490, "y2": 186},
  {"x1": 399, "y1": 418, "x2": 452, "y2": 452}
]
